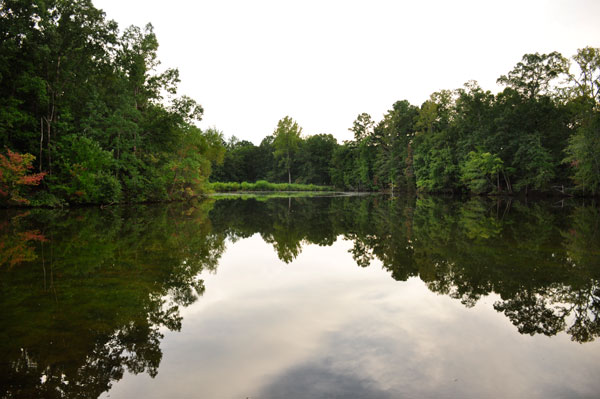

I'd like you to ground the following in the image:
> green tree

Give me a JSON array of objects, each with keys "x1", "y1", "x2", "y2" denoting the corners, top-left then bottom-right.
[
  {"x1": 460, "y1": 150, "x2": 504, "y2": 194},
  {"x1": 569, "y1": 46, "x2": 600, "y2": 104},
  {"x1": 297, "y1": 134, "x2": 338, "y2": 185},
  {"x1": 330, "y1": 143, "x2": 356, "y2": 189},
  {"x1": 165, "y1": 126, "x2": 224, "y2": 200},
  {"x1": 453, "y1": 81, "x2": 496, "y2": 161},
  {"x1": 0, "y1": 1, "x2": 219, "y2": 205},
  {"x1": 413, "y1": 90, "x2": 459, "y2": 193},
  {"x1": 564, "y1": 47, "x2": 600, "y2": 195},
  {"x1": 272, "y1": 116, "x2": 302, "y2": 184},
  {"x1": 564, "y1": 117, "x2": 600, "y2": 194},
  {"x1": 49, "y1": 135, "x2": 120, "y2": 204},
  {"x1": 512, "y1": 134, "x2": 555, "y2": 194},
  {"x1": 497, "y1": 51, "x2": 569, "y2": 99},
  {"x1": 350, "y1": 112, "x2": 374, "y2": 141},
  {"x1": 373, "y1": 100, "x2": 419, "y2": 193},
  {"x1": 348, "y1": 113, "x2": 377, "y2": 190}
]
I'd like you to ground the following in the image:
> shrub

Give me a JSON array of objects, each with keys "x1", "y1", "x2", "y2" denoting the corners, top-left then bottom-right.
[
  {"x1": 0, "y1": 148, "x2": 46, "y2": 205},
  {"x1": 210, "y1": 180, "x2": 333, "y2": 192}
]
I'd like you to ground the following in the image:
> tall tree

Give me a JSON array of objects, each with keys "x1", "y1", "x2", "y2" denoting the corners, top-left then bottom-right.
[
  {"x1": 297, "y1": 134, "x2": 338, "y2": 185},
  {"x1": 348, "y1": 113, "x2": 377, "y2": 190},
  {"x1": 350, "y1": 112, "x2": 374, "y2": 141},
  {"x1": 413, "y1": 90, "x2": 459, "y2": 193},
  {"x1": 374, "y1": 100, "x2": 419, "y2": 193},
  {"x1": 0, "y1": 0, "x2": 222, "y2": 205},
  {"x1": 272, "y1": 116, "x2": 302, "y2": 184},
  {"x1": 497, "y1": 51, "x2": 569, "y2": 99},
  {"x1": 564, "y1": 47, "x2": 600, "y2": 195}
]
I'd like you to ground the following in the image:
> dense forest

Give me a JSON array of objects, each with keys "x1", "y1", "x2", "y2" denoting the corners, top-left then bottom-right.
[
  {"x1": 0, "y1": 0, "x2": 224, "y2": 206},
  {"x1": 214, "y1": 50, "x2": 600, "y2": 197},
  {"x1": 1, "y1": 0, "x2": 600, "y2": 206}
]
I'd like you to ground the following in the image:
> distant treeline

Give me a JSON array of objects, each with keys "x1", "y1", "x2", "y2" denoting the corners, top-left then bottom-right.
[{"x1": 215, "y1": 50, "x2": 600, "y2": 197}]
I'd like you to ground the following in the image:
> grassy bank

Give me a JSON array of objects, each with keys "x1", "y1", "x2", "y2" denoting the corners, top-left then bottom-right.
[{"x1": 209, "y1": 180, "x2": 334, "y2": 192}]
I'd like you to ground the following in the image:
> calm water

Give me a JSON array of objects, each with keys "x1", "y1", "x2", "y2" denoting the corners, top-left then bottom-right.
[{"x1": 1, "y1": 195, "x2": 599, "y2": 398}]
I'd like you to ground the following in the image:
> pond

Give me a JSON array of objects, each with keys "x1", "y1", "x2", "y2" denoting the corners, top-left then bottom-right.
[{"x1": 1, "y1": 194, "x2": 599, "y2": 398}]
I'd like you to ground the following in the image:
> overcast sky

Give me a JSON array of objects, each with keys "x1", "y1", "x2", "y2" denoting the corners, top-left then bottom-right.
[{"x1": 93, "y1": 0, "x2": 600, "y2": 144}]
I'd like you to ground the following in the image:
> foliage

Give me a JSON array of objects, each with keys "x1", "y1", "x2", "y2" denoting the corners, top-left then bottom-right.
[
  {"x1": 330, "y1": 143, "x2": 358, "y2": 190},
  {"x1": 460, "y1": 151, "x2": 504, "y2": 194},
  {"x1": 165, "y1": 126, "x2": 224, "y2": 200},
  {"x1": 373, "y1": 100, "x2": 419, "y2": 192},
  {"x1": 350, "y1": 112, "x2": 375, "y2": 141},
  {"x1": 207, "y1": 195, "x2": 600, "y2": 342},
  {"x1": 512, "y1": 134, "x2": 555, "y2": 192},
  {"x1": 1, "y1": 0, "x2": 598, "y2": 201},
  {"x1": 413, "y1": 91, "x2": 458, "y2": 192},
  {"x1": 564, "y1": 116, "x2": 600, "y2": 194},
  {"x1": 310, "y1": 48, "x2": 595, "y2": 196},
  {"x1": 209, "y1": 180, "x2": 333, "y2": 192},
  {"x1": 497, "y1": 51, "x2": 569, "y2": 98},
  {"x1": 297, "y1": 134, "x2": 337, "y2": 185},
  {"x1": 272, "y1": 116, "x2": 302, "y2": 184},
  {"x1": 0, "y1": 211, "x2": 48, "y2": 267},
  {"x1": 0, "y1": 148, "x2": 46, "y2": 205},
  {"x1": 0, "y1": 202, "x2": 224, "y2": 397},
  {"x1": 49, "y1": 135, "x2": 120, "y2": 204},
  {"x1": 569, "y1": 46, "x2": 600, "y2": 103},
  {"x1": 564, "y1": 47, "x2": 600, "y2": 195},
  {"x1": 0, "y1": 1, "x2": 222, "y2": 206},
  {"x1": 1, "y1": 195, "x2": 600, "y2": 397}
]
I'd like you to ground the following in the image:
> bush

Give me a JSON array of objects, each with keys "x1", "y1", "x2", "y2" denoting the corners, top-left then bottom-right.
[
  {"x1": 0, "y1": 148, "x2": 46, "y2": 206},
  {"x1": 51, "y1": 135, "x2": 122, "y2": 204},
  {"x1": 210, "y1": 180, "x2": 333, "y2": 192}
]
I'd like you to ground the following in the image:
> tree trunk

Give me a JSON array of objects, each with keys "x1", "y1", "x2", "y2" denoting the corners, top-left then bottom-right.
[
  {"x1": 503, "y1": 171, "x2": 513, "y2": 193},
  {"x1": 46, "y1": 113, "x2": 52, "y2": 174},
  {"x1": 39, "y1": 117, "x2": 44, "y2": 172},
  {"x1": 497, "y1": 173, "x2": 501, "y2": 193}
]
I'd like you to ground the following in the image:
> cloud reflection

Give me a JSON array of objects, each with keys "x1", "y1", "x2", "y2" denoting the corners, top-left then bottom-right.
[
  {"x1": 259, "y1": 363, "x2": 392, "y2": 399},
  {"x1": 105, "y1": 236, "x2": 600, "y2": 398}
]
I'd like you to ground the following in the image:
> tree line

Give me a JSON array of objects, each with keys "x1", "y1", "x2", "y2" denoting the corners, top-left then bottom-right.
[
  {"x1": 1, "y1": 1, "x2": 599, "y2": 206},
  {"x1": 214, "y1": 49, "x2": 600, "y2": 197},
  {"x1": 0, "y1": 0, "x2": 224, "y2": 206}
]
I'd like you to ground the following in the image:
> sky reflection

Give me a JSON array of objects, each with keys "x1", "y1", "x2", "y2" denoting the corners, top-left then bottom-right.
[{"x1": 103, "y1": 235, "x2": 600, "y2": 399}]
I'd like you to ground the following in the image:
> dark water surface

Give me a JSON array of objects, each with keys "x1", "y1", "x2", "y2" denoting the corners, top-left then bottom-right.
[{"x1": 1, "y1": 195, "x2": 599, "y2": 398}]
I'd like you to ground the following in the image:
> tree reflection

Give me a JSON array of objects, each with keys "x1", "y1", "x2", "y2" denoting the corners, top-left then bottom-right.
[
  {"x1": 210, "y1": 197, "x2": 338, "y2": 263},
  {"x1": 0, "y1": 202, "x2": 224, "y2": 398},
  {"x1": 210, "y1": 195, "x2": 600, "y2": 343},
  {"x1": 0, "y1": 210, "x2": 48, "y2": 268},
  {"x1": 1, "y1": 195, "x2": 600, "y2": 398},
  {"x1": 494, "y1": 289, "x2": 567, "y2": 336}
]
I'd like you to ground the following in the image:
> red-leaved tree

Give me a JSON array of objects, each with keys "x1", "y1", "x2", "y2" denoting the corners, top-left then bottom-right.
[{"x1": 0, "y1": 149, "x2": 47, "y2": 205}]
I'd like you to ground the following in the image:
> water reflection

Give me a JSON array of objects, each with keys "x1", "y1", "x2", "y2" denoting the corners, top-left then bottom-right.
[
  {"x1": 0, "y1": 195, "x2": 599, "y2": 398},
  {"x1": 209, "y1": 196, "x2": 600, "y2": 343},
  {"x1": 0, "y1": 202, "x2": 223, "y2": 398}
]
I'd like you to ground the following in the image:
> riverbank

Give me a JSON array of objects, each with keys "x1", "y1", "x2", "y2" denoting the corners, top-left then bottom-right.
[{"x1": 208, "y1": 180, "x2": 334, "y2": 192}]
